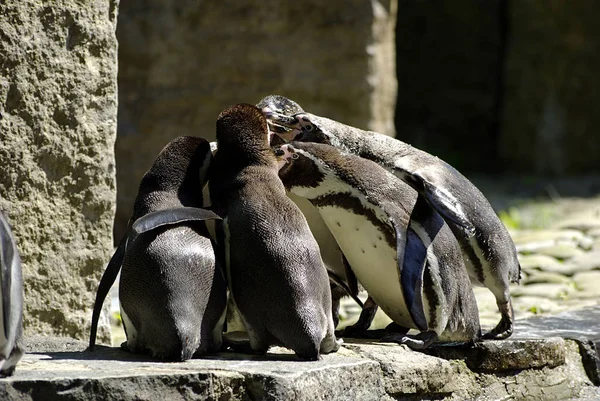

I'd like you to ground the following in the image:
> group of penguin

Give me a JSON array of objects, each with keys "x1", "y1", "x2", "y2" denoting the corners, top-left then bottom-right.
[
  {"x1": 87, "y1": 94, "x2": 522, "y2": 362},
  {"x1": 0, "y1": 93, "x2": 523, "y2": 377}
]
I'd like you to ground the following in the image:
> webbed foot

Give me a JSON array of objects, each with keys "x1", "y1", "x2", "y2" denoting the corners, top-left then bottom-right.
[
  {"x1": 338, "y1": 296, "x2": 379, "y2": 338},
  {"x1": 381, "y1": 330, "x2": 438, "y2": 350},
  {"x1": 482, "y1": 301, "x2": 514, "y2": 340}
]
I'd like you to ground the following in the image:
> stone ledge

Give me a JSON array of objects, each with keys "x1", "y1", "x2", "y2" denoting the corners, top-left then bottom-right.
[
  {"x1": 3, "y1": 307, "x2": 600, "y2": 400},
  {"x1": 0, "y1": 331, "x2": 597, "y2": 401}
]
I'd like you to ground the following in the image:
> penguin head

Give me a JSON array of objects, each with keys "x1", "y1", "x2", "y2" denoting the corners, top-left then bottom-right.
[
  {"x1": 134, "y1": 136, "x2": 212, "y2": 216},
  {"x1": 257, "y1": 95, "x2": 306, "y2": 140},
  {"x1": 265, "y1": 111, "x2": 335, "y2": 146},
  {"x1": 256, "y1": 94, "x2": 304, "y2": 116},
  {"x1": 292, "y1": 114, "x2": 336, "y2": 146},
  {"x1": 216, "y1": 103, "x2": 276, "y2": 167},
  {"x1": 275, "y1": 143, "x2": 325, "y2": 190}
]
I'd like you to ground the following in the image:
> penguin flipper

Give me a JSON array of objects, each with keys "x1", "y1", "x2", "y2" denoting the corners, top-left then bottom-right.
[
  {"x1": 132, "y1": 207, "x2": 222, "y2": 234},
  {"x1": 377, "y1": 199, "x2": 428, "y2": 332},
  {"x1": 89, "y1": 235, "x2": 128, "y2": 350},
  {"x1": 327, "y1": 270, "x2": 364, "y2": 309},
  {"x1": 341, "y1": 254, "x2": 360, "y2": 300},
  {"x1": 400, "y1": 226, "x2": 429, "y2": 332},
  {"x1": 0, "y1": 215, "x2": 20, "y2": 341},
  {"x1": 424, "y1": 181, "x2": 475, "y2": 234},
  {"x1": 400, "y1": 172, "x2": 475, "y2": 234}
]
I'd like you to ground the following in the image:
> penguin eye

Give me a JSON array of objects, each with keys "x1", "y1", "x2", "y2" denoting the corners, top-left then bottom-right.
[
  {"x1": 303, "y1": 124, "x2": 313, "y2": 132},
  {"x1": 291, "y1": 153, "x2": 299, "y2": 160}
]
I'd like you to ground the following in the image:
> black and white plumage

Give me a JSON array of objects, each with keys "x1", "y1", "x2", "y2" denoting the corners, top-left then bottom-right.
[
  {"x1": 276, "y1": 142, "x2": 481, "y2": 349},
  {"x1": 268, "y1": 101, "x2": 520, "y2": 340},
  {"x1": 0, "y1": 211, "x2": 23, "y2": 377},
  {"x1": 89, "y1": 136, "x2": 226, "y2": 361},
  {"x1": 209, "y1": 103, "x2": 340, "y2": 360}
]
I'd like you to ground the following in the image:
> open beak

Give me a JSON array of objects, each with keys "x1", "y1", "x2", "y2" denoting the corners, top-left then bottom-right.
[{"x1": 264, "y1": 110, "x2": 299, "y2": 128}]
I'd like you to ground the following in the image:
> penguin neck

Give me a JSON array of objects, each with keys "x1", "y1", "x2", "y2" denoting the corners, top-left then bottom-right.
[
  {"x1": 309, "y1": 114, "x2": 418, "y2": 167},
  {"x1": 354, "y1": 130, "x2": 419, "y2": 169},
  {"x1": 306, "y1": 114, "x2": 364, "y2": 155},
  {"x1": 217, "y1": 149, "x2": 277, "y2": 176}
]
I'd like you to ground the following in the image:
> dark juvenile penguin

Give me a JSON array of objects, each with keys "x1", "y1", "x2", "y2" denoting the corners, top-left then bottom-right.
[
  {"x1": 275, "y1": 142, "x2": 481, "y2": 349},
  {"x1": 268, "y1": 107, "x2": 520, "y2": 340},
  {"x1": 89, "y1": 136, "x2": 227, "y2": 361},
  {"x1": 0, "y1": 212, "x2": 23, "y2": 377},
  {"x1": 256, "y1": 95, "x2": 359, "y2": 327},
  {"x1": 209, "y1": 103, "x2": 340, "y2": 360}
]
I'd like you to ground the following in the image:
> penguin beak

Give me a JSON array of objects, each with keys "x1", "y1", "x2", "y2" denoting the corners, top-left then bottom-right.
[
  {"x1": 274, "y1": 146, "x2": 291, "y2": 171},
  {"x1": 263, "y1": 110, "x2": 299, "y2": 128},
  {"x1": 263, "y1": 109, "x2": 302, "y2": 142}
]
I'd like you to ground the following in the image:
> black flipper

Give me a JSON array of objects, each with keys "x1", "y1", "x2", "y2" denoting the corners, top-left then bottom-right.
[
  {"x1": 401, "y1": 172, "x2": 475, "y2": 234},
  {"x1": 341, "y1": 254, "x2": 359, "y2": 300},
  {"x1": 401, "y1": 226, "x2": 428, "y2": 332},
  {"x1": 402, "y1": 194, "x2": 446, "y2": 334},
  {"x1": 131, "y1": 207, "x2": 221, "y2": 235},
  {"x1": 212, "y1": 218, "x2": 228, "y2": 286},
  {"x1": 376, "y1": 198, "x2": 428, "y2": 332},
  {"x1": 89, "y1": 235, "x2": 128, "y2": 350},
  {"x1": 327, "y1": 270, "x2": 364, "y2": 309},
  {"x1": 0, "y1": 214, "x2": 19, "y2": 340}
]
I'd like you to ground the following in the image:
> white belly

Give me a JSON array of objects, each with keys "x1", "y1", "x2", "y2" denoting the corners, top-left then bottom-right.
[
  {"x1": 317, "y1": 205, "x2": 414, "y2": 328},
  {"x1": 288, "y1": 193, "x2": 345, "y2": 277}
]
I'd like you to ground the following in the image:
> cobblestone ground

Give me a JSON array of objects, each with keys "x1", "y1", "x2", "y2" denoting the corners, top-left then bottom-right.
[{"x1": 110, "y1": 178, "x2": 600, "y2": 342}]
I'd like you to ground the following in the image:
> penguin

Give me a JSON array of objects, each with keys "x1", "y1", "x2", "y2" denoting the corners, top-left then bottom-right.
[
  {"x1": 0, "y1": 211, "x2": 23, "y2": 377},
  {"x1": 267, "y1": 106, "x2": 520, "y2": 340},
  {"x1": 89, "y1": 136, "x2": 227, "y2": 361},
  {"x1": 275, "y1": 141, "x2": 481, "y2": 349},
  {"x1": 208, "y1": 103, "x2": 340, "y2": 360},
  {"x1": 256, "y1": 95, "x2": 360, "y2": 327}
]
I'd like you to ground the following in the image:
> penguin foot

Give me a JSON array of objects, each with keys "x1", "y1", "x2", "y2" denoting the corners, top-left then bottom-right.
[
  {"x1": 483, "y1": 301, "x2": 514, "y2": 340},
  {"x1": 321, "y1": 335, "x2": 343, "y2": 354},
  {"x1": 381, "y1": 330, "x2": 438, "y2": 350},
  {"x1": 482, "y1": 318, "x2": 513, "y2": 340},
  {"x1": 120, "y1": 341, "x2": 131, "y2": 352},
  {"x1": 0, "y1": 346, "x2": 23, "y2": 377},
  {"x1": 338, "y1": 296, "x2": 379, "y2": 338}
]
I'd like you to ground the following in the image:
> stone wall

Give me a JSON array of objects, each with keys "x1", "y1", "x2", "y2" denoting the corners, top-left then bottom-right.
[
  {"x1": 500, "y1": 1, "x2": 600, "y2": 175},
  {"x1": 0, "y1": 0, "x2": 119, "y2": 340},
  {"x1": 114, "y1": 0, "x2": 398, "y2": 240},
  {"x1": 395, "y1": 1, "x2": 600, "y2": 176},
  {"x1": 395, "y1": 0, "x2": 505, "y2": 173}
]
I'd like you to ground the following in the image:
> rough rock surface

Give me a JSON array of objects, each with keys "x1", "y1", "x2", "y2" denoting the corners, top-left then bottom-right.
[
  {"x1": 0, "y1": 331, "x2": 595, "y2": 401},
  {"x1": 0, "y1": 1, "x2": 119, "y2": 341},
  {"x1": 114, "y1": 0, "x2": 397, "y2": 240}
]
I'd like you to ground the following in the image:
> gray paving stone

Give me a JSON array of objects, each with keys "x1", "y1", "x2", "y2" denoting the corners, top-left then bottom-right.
[
  {"x1": 518, "y1": 254, "x2": 563, "y2": 273},
  {"x1": 579, "y1": 236, "x2": 596, "y2": 251},
  {"x1": 512, "y1": 229, "x2": 585, "y2": 246},
  {"x1": 535, "y1": 244, "x2": 585, "y2": 259},
  {"x1": 512, "y1": 283, "x2": 576, "y2": 300},
  {"x1": 573, "y1": 271, "x2": 600, "y2": 296},
  {"x1": 554, "y1": 217, "x2": 600, "y2": 232},
  {"x1": 523, "y1": 271, "x2": 573, "y2": 285},
  {"x1": 512, "y1": 296, "x2": 566, "y2": 316}
]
